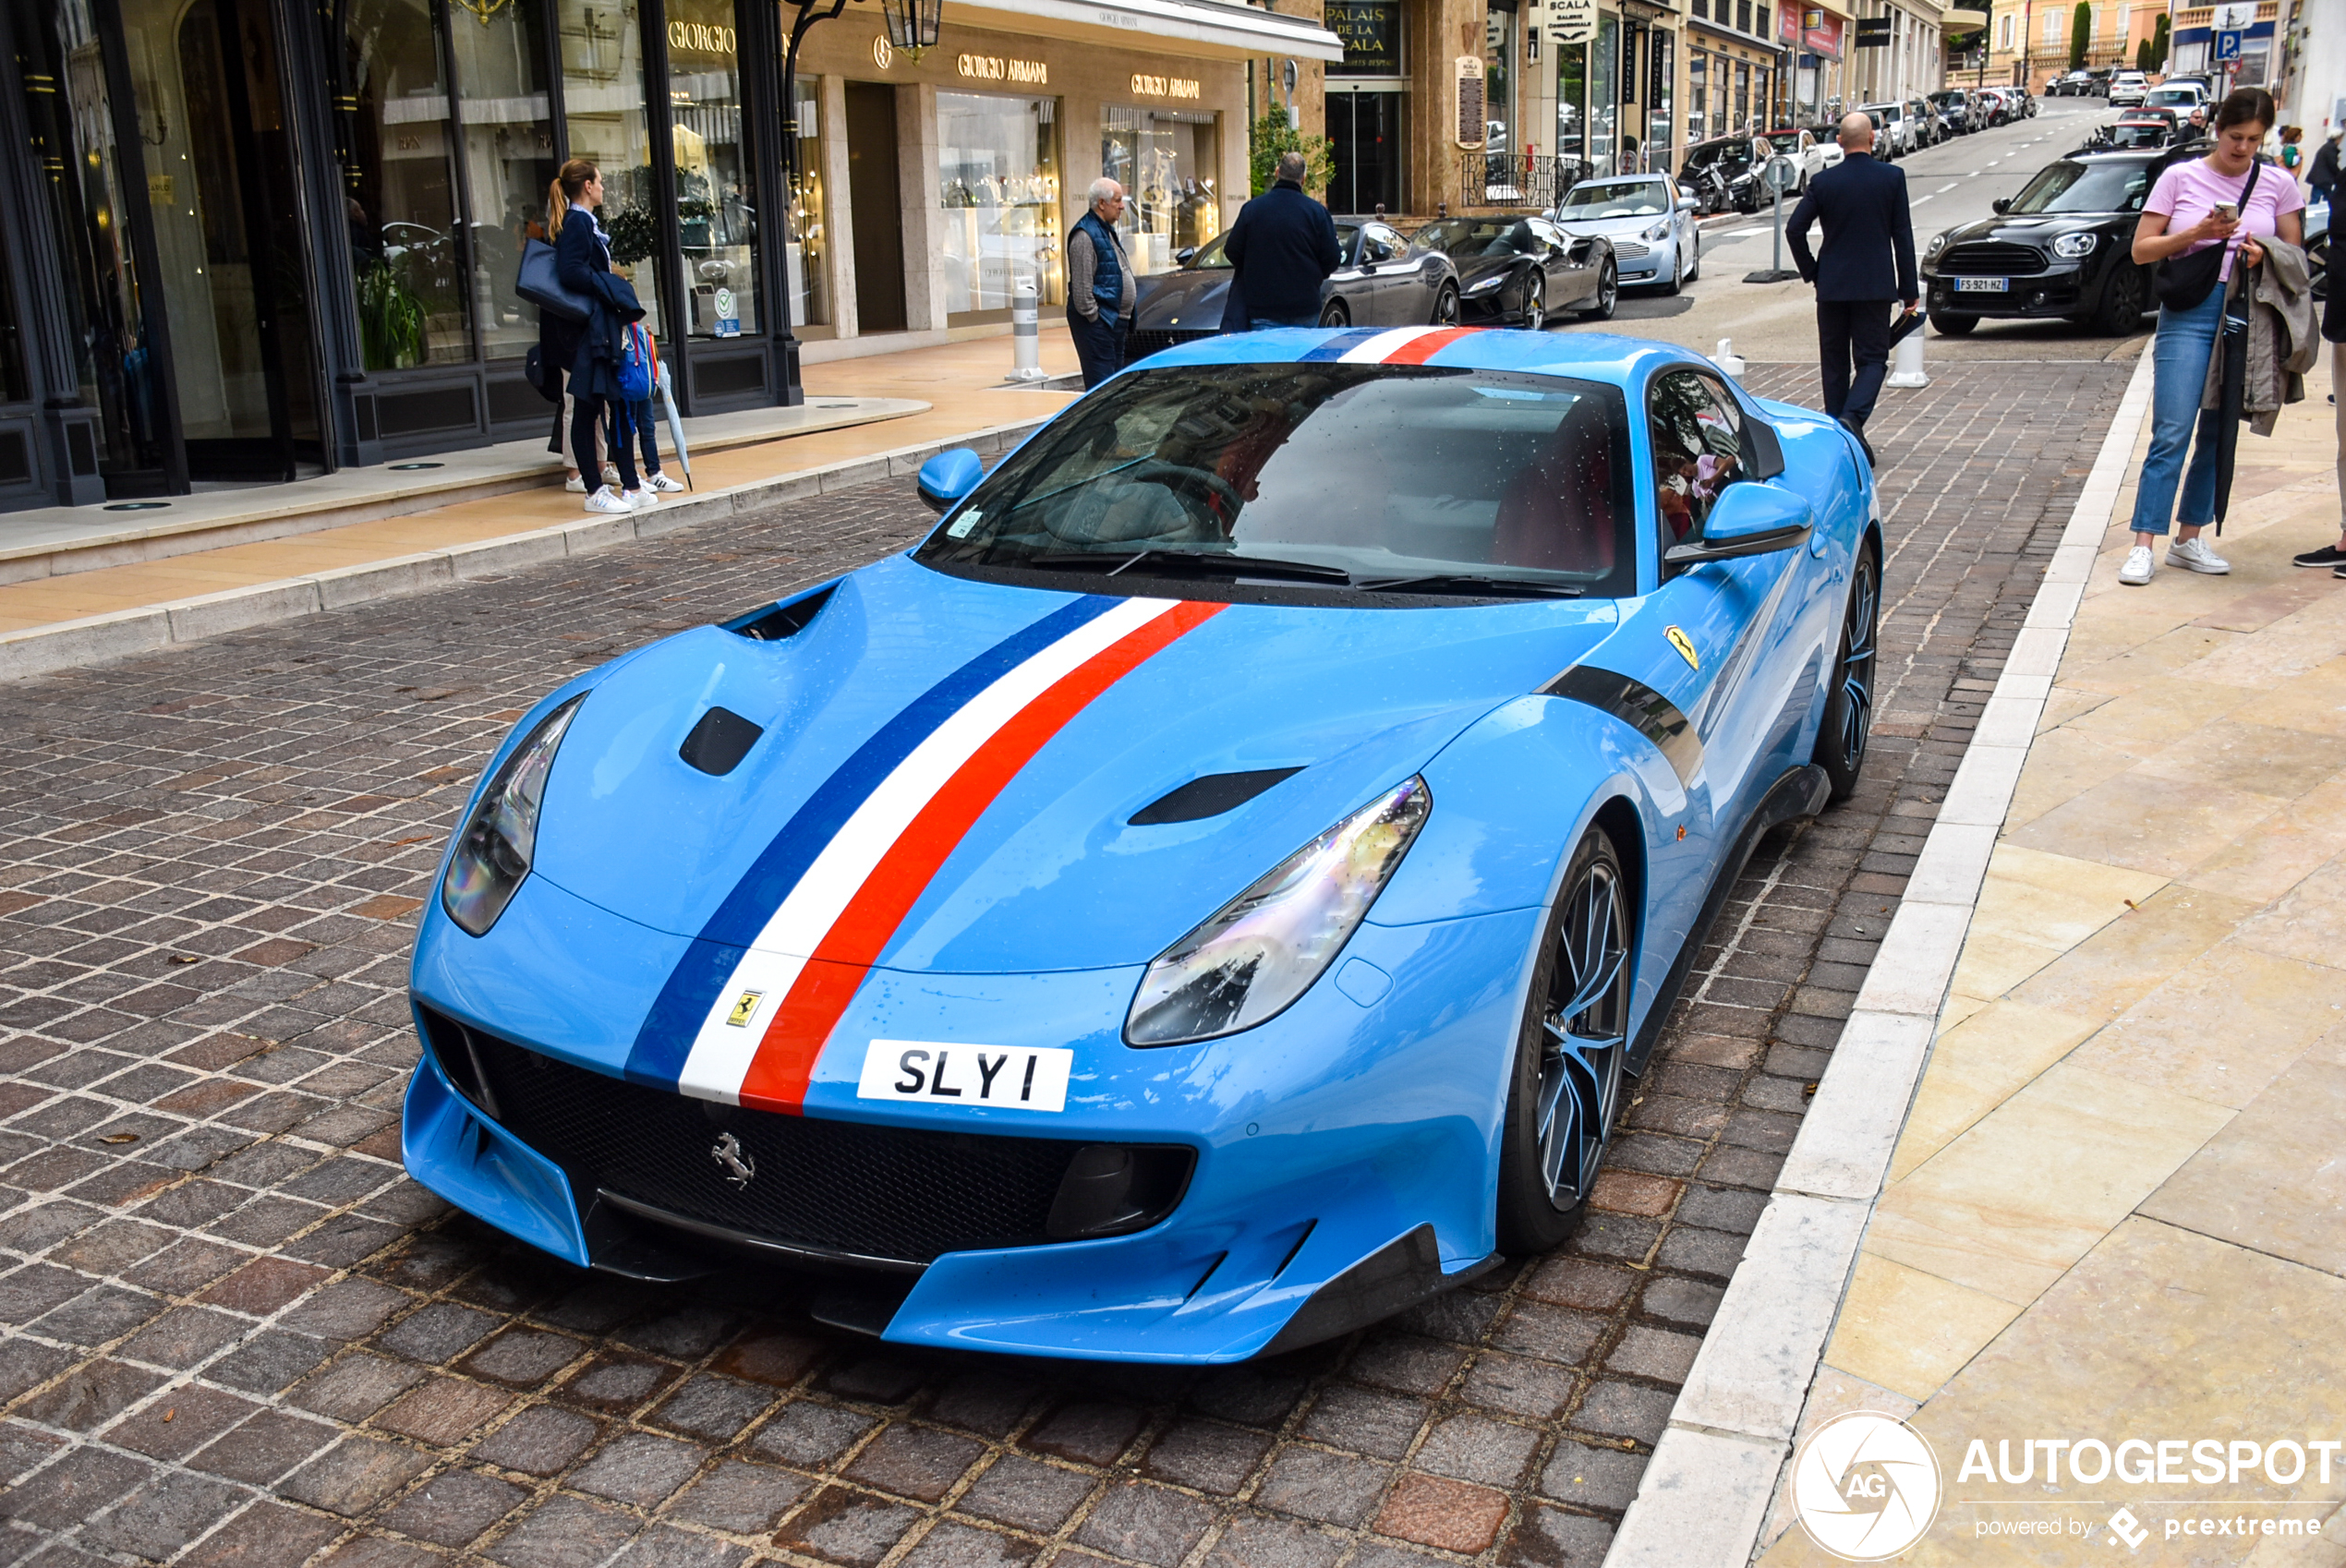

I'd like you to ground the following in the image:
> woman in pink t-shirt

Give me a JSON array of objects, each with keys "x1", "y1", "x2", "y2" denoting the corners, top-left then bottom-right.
[{"x1": 2119, "y1": 88, "x2": 2305, "y2": 586}]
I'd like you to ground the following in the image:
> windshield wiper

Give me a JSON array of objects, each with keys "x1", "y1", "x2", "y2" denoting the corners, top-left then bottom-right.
[
  {"x1": 1016, "y1": 549, "x2": 1355, "y2": 584},
  {"x1": 1351, "y1": 573, "x2": 1585, "y2": 598}
]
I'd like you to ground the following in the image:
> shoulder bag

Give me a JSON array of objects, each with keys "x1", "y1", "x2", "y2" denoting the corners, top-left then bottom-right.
[
  {"x1": 2154, "y1": 157, "x2": 2260, "y2": 313},
  {"x1": 515, "y1": 235, "x2": 592, "y2": 323}
]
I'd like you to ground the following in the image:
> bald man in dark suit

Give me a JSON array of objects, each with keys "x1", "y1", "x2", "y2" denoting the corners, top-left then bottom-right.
[{"x1": 1785, "y1": 111, "x2": 1919, "y2": 466}]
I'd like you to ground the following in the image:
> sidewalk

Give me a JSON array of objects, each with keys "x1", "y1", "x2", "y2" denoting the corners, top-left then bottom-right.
[
  {"x1": 1751, "y1": 352, "x2": 2346, "y2": 1561},
  {"x1": 0, "y1": 330, "x2": 1081, "y2": 669}
]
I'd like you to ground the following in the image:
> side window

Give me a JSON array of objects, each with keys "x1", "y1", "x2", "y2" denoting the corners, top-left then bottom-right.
[
  {"x1": 1647, "y1": 370, "x2": 1749, "y2": 549},
  {"x1": 1362, "y1": 225, "x2": 1402, "y2": 262}
]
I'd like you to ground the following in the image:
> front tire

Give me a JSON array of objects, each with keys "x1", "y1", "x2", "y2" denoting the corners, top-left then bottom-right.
[
  {"x1": 2091, "y1": 262, "x2": 2148, "y2": 335},
  {"x1": 1522, "y1": 276, "x2": 1546, "y2": 332},
  {"x1": 1929, "y1": 310, "x2": 1977, "y2": 335},
  {"x1": 1814, "y1": 544, "x2": 1880, "y2": 802},
  {"x1": 1495, "y1": 825, "x2": 1633, "y2": 1254},
  {"x1": 1579, "y1": 259, "x2": 1617, "y2": 320}
]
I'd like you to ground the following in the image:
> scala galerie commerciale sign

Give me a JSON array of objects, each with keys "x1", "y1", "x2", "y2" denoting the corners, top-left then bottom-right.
[{"x1": 1551, "y1": 0, "x2": 1595, "y2": 46}]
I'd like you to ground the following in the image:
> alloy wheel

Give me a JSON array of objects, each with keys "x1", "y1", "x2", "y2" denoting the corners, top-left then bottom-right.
[
  {"x1": 1832, "y1": 554, "x2": 1878, "y2": 779},
  {"x1": 1524, "y1": 278, "x2": 1545, "y2": 332},
  {"x1": 1533, "y1": 855, "x2": 1629, "y2": 1210}
]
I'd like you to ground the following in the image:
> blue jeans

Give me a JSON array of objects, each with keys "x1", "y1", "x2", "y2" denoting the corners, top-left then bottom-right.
[
  {"x1": 1251, "y1": 316, "x2": 1321, "y2": 331},
  {"x1": 2131, "y1": 287, "x2": 2226, "y2": 537}
]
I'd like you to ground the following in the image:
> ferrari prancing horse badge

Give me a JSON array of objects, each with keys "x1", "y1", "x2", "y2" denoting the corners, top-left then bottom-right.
[{"x1": 1665, "y1": 626, "x2": 1699, "y2": 670}]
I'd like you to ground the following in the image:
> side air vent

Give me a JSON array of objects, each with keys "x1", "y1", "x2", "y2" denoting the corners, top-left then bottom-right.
[
  {"x1": 680, "y1": 707, "x2": 764, "y2": 776},
  {"x1": 724, "y1": 582, "x2": 837, "y2": 642},
  {"x1": 1129, "y1": 766, "x2": 1303, "y2": 826}
]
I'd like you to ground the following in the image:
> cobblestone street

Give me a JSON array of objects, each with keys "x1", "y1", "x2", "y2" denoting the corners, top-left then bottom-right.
[{"x1": 0, "y1": 359, "x2": 2132, "y2": 1568}]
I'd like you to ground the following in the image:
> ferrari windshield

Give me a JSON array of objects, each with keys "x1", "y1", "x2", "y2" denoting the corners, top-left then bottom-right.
[
  {"x1": 915, "y1": 365, "x2": 1638, "y2": 599},
  {"x1": 2008, "y1": 158, "x2": 2153, "y2": 213},
  {"x1": 1416, "y1": 217, "x2": 1542, "y2": 258},
  {"x1": 1556, "y1": 178, "x2": 1675, "y2": 218}
]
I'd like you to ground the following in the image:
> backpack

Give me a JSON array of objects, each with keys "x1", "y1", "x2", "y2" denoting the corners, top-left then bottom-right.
[{"x1": 619, "y1": 323, "x2": 656, "y2": 403}]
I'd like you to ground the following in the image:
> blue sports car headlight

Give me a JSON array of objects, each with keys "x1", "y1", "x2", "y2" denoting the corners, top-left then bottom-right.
[
  {"x1": 1126, "y1": 777, "x2": 1430, "y2": 1046},
  {"x1": 441, "y1": 695, "x2": 585, "y2": 937}
]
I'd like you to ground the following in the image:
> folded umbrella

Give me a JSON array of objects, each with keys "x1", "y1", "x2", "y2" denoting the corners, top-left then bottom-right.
[
  {"x1": 658, "y1": 360, "x2": 692, "y2": 490},
  {"x1": 2210, "y1": 264, "x2": 2251, "y2": 533}
]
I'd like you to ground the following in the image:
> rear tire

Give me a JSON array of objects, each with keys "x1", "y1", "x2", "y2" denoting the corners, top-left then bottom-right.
[
  {"x1": 1814, "y1": 545, "x2": 1880, "y2": 803},
  {"x1": 1319, "y1": 298, "x2": 1349, "y2": 328},
  {"x1": 1522, "y1": 277, "x2": 1546, "y2": 332},
  {"x1": 1431, "y1": 282, "x2": 1460, "y2": 326},
  {"x1": 1495, "y1": 824, "x2": 1633, "y2": 1254},
  {"x1": 1579, "y1": 259, "x2": 1617, "y2": 320}
]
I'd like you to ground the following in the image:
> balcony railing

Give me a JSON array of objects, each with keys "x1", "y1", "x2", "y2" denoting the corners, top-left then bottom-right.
[{"x1": 1457, "y1": 152, "x2": 1589, "y2": 211}]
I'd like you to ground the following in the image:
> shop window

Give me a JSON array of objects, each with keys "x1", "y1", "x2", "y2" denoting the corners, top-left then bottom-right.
[
  {"x1": 939, "y1": 91, "x2": 1062, "y2": 318},
  {"x1": 1734, "y1": 60, "x2": 1751, "y2": 133},
  {"x1": 1647, "y1": 30, "x2": 1673, "y2": 170},
  {"x1": 450, "y1": 0, "x2": 556, "y2": 362},
  {"x1": 666, "y1": 0, "x2": 756, "y2": 344},
  {"x1": 1555, "y1": 41, "x2": 1586, "y2": 173},
  {"x1": 790, "y1": 78, "x2": 828, "y2": 328},
  {"x1": 559, "y1": 0, "x2": 662, "y2": 339},
  {"x1": 333, "y1": 0, "x2": 470, "y2": 368},
  {"x1": 1100, "y1": 105, "x2": 1217, "y2": 277},
  {"x1": 1687, "y1": 51, "x2": 1708, "y2": 148},
  {"x1": 1483, "y1": 5, "x2": 1512, "y2": 161},
  {"x1": 1589, "y1": 14, "x2": 1618, "y2": 175}
]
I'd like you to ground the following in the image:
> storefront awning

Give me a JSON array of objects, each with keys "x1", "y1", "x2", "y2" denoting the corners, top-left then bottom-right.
[
  {"x1": 1941, "y1": 7, "x2": 1988, "y2": 27},
  {"x1": 946, "y1": 0, "x2": 1345, "y2": 62}
]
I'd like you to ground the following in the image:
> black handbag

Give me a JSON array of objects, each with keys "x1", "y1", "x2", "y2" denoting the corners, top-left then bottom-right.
[
  {"x1": 515, "y1": 235, "x2": 591, "y2": 323},
  {"x1": 2154, "y1": 158, "x2": 2260, "y2": 313},
  {"x1": 522, "y1": 344, "x2": 562, "y2": 404}
]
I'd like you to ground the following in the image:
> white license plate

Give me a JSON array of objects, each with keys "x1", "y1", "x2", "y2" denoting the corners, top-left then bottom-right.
[
  {"x1": 856, "y1": 1039, "x2": 1072, "y2": 1113},
  {"x1": 1955, "y1": 276, "x2": 2010, "y2": 293}
]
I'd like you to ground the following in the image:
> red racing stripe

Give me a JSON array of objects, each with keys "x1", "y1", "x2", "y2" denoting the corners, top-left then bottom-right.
[
  {"x1": 734, "y1": 598, "x2": 1227, "y2": 1112},
  {"x1": 1382, "y1": 326, "x2": 1479, "y2": 365}
]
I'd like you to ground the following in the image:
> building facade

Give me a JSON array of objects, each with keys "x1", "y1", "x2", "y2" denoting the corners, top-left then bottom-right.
[{"x1": 0, "y1": 0, "x2": 1334, "y2": 512}]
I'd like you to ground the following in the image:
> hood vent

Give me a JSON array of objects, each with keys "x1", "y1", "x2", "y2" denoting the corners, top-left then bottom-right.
[
  {"x1": 724, "y1": 582, "x2": 837, "y2": 642},
  {"x1": 680, "y1": 706, "x2": 765, "y2": 776},
  {"x1": 1130, "y1": 766, "x2": 1302, "y2": 826}
]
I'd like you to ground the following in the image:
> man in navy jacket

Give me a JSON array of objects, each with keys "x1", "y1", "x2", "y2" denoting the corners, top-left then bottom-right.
[
  {"x1": 1785, "y1": 113, "x2": 1918, "y2": 464},
  {"x1": 1223, "y1": 152, "x2": 1342, "y2": 330}
]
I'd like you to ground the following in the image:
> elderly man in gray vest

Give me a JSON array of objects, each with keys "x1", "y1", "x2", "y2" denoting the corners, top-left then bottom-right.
[{"x1": 1066, "y1": 178, "x2": 1138, "y2": 390}]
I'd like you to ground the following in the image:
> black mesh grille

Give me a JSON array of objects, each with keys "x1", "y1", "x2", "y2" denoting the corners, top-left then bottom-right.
[
  {"x1": 1939, "y1": 242, "x2": 2047, "y2": 276},
  {"x1": 431, "y1": 1013, "x2": 1096, "y2": 1266}
]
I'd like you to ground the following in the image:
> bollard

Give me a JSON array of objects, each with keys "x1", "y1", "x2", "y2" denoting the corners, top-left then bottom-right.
[
  {"x1": 1004, "y1": 276, "x2": 1049, "y2": 383},
  {"x1": 1886, "y1": 326, "x2": 1929, "y2": 389},
  {"x1": 1715, "y1": 337, "x2": 1747, "y2": 380}
]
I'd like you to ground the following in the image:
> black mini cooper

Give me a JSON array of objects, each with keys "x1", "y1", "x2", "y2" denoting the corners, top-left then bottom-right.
[{"x1": 1922, "y1": 143, "x2": 2206, "y2": 337}]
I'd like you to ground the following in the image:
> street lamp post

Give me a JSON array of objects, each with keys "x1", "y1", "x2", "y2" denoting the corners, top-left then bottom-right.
[{"x1": 772, "y1": 0, "x2": 939, "y2": 404}]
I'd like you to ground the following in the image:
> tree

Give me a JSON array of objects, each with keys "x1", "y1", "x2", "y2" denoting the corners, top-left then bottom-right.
[
  {"x1": 1249, "y1": 113, "x2": 1336, "y2": 198},
  {"x1": 2149, "y1": 13, "x2": 2170, "y2": 69},
  {"x1": 2136, "y1": 36, "x2": 2153, "y2": 71},
  {"x1": 2068, "y1": 0, "x2": 2091, "y2": 68}
]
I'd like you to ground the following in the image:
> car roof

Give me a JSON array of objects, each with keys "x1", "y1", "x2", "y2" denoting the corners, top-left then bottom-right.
[{"x1": 1141, "y1": 327, "x2": 1700, "y2": 389}]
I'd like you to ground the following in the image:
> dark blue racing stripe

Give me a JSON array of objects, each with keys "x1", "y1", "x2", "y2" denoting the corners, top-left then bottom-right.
[
  {"x1": 1297, "y1": 327, "x2": 1384, "y2": 362},
  {"x1": 622, "y1": 594, "x2": 1118, "y2": 1087}
]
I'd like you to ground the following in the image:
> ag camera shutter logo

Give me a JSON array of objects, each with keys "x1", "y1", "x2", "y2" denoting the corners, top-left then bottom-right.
[{"x1": 1792, "y1": 1411, "x2": 1943, "y2": 1561}]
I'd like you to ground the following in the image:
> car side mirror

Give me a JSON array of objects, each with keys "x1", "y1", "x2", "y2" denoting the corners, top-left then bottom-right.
[
  {"x1": 1991, "y1": 198, "x2": 2013, "y2": 214},
  {"x1": 1664, "y1": 481, "x2": 1814, "y2": 571},
  {"x1": 1175, "y1": 247, "x2": 1197, "y2": 265},
  {"x1": 1678, "y1": 197, "x2": 1699, "y2": 212},
  {"x1": 917, "y1": 448, "x2": 985, "y2": 514}
]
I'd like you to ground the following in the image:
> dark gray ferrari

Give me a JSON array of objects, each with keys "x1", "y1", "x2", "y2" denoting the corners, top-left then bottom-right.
[
  {"x1": 1126, "y1": 217, "x2": 1460, "y2": 365},
  {"x1": 1412, "y1": 215, "x2": 1617, "y2": 330}
]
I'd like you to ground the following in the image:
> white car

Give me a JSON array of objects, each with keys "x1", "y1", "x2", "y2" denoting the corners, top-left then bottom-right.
[
  {"x1": 1860, "y1": 103, "x2": 1915, "y2": 158},
  {"x1": 2110, "y1": 72, "x2": 2149, "y2": 108},
  {"x1": 1550, "y1": 175, "x2": 1702, "y2": 294},
  {"x1": 1758, "y1": 126, "x2": 1833, "y2": 190},
  {"x1": 2144, "y1": 84, "x2": 2208, "y2": 115}
]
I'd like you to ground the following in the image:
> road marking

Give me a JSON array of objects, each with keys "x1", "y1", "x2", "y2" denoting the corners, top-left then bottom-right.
[
  {"x1": 1938, "y1": 183, "x2": 1960, "y2": 193},
  {"x1": 1912, "y1": 194, "x2": 1935, "y2": 204}
]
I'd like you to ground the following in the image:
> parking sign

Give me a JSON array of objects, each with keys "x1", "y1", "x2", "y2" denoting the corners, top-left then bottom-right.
[{"x1": 2214, "y1": 29, "x2": 2243, "y2": 60}]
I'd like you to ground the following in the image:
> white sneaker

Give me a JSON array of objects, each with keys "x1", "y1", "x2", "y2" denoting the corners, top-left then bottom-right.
[
  {"x1": 584, "y1": 486, "x2": 635, "y2": 514},
  {"x1": 646, "y1": 472, "x2": 686, "y2": 493},
  {"x1": 2167, "y1": 536, "x2": 2231, "y2": 575},
  {"x1": 563, "y1": 473, "x2": 586, "y2": 492},
  {"x1": 601, "y1": 464, "x2": 622, "y2": 488},
  {"x1": 623, "y1": 488, "x2": 657, "y2": 509},
  {"x1": 2119, "y1": 545, "x2": 2155, "y2": 586}
]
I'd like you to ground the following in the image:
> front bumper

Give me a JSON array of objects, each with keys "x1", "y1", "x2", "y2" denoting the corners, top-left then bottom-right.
[
  {"x1": 1923, "y1": 261, "x2": 2093, "y2": 318},
  {"x1": 403, "y1": 870, "x2": 1536, "y2": 1361}
]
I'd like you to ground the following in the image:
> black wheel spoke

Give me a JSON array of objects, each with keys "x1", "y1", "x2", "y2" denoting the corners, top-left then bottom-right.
[{"x1": 1534, "y1": 853, "x2": 1631, "y2": 1211}]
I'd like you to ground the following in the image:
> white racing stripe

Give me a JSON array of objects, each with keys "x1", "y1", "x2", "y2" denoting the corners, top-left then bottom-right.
[
  {"x1": 672, "y1": 595, "x2": 1181, "y2": 1103},
  {"x1": 1339, "y1": 327, "x2": 1440, "y2": 363}
]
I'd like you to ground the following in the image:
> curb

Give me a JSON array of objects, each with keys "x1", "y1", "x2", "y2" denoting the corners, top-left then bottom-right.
[
  {"x1": 1602, "y1": 349, "x2": 2159, "y2": 1568},
  {"x1": 0, "y1": 417, "x2": 1050, "y2": 685}
]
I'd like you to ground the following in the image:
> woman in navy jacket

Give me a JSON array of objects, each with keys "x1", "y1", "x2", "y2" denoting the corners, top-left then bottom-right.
[{"x1": 546, "y1": 160, "x2": 647, "y2": 513}]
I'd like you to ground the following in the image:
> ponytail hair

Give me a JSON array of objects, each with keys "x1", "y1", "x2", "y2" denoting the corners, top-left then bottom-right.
[
  {"x1": 547, "y1": 158, "x2": 599, "y2": 239},
  {"x1": 2212, "y1": 88, "x2": 2277, "y2": 138}
]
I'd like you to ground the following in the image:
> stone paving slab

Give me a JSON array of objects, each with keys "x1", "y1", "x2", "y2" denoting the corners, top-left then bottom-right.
[
  {"x1": 1757, "y1": 353, "x2": 2346, "y2": 1566},
  {"x1": 0, "y1": 359, "x2": 2127, "y2": 1568}
]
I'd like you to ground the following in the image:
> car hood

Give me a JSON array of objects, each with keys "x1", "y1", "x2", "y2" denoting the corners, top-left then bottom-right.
[
  {"x1": 1554, "y1": 214, "x2": 1670, "y2": 239},
  {"x1": 1132, "y1": 268, "x2": 1231, "y2": 331},
  {"x1": 1445, "y1": 252, "x2": 1530, "y2": 284},
  {"x1": 527, "y1": 554, "x2": 1619, "y2": 972}
]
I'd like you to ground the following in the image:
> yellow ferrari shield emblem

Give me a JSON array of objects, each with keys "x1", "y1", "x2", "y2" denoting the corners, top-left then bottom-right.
[
  {"x1": 1666, "y1": 625, "x2": 1700, "y2": 670},
  {"x1": 726, "y1": 990, "x2": 764, "y2": 1028}
]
